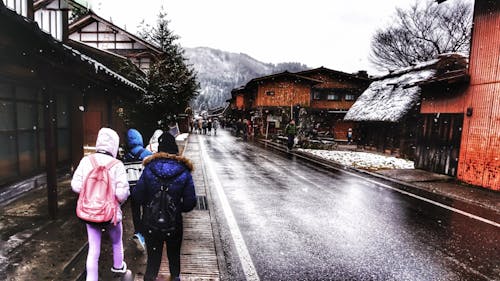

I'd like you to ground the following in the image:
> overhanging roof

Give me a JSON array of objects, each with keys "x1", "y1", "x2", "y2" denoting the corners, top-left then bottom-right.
[
  {"x1": 344, "y1": 69, "x2": 435, "y2": 123},
  {"x1": 69, "y1": 10, "x2": 163, "y2": 54},
  {"x1": 0, "y1": 2, "x2": 145, "y2": 96},
  {"x1": 296, "y1": 66, "x2": 371, "y2": 82},
  {"x1": 344, "y1": 53, "x2": 468, "y2": 123},
  {"x1": 248, "y1": 71, "x2": 323, "y2": 85}
]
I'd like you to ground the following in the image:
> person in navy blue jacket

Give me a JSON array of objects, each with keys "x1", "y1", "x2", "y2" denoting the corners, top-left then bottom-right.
[
  {"x1": 123, "y1": 128, "x2": 152, "y2": 250},
  {"x1": 132, "y1": 132, "x2": 196, "y2": 281}
]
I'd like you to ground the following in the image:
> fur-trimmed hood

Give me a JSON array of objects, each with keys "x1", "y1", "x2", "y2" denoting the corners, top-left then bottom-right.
[{"x1": 142, "y1": 152, "x2": 193, "y2": 180}]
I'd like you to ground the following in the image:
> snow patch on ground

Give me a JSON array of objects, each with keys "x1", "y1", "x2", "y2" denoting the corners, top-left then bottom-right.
[
  {"x1": 298, "y1": 149, "x2": 415, "y2": 170},
  {"x1": 176, "y1": 133, "x2": 189, "y2": 142}
]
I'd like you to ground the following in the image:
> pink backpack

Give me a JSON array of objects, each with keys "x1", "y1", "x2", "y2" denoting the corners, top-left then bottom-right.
[{"x1": 76, "y1": 154, "x2": 120, "y2": 225}]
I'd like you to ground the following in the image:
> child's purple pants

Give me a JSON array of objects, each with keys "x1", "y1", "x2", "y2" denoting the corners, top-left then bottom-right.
[{"x1": 85, "y1": 222, "x2": 124, "y2": 281}]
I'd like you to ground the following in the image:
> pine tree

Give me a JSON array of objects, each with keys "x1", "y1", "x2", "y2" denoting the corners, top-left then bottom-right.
[{"x1": 121, "y1": 9, "x2": 199, "y2": 135}]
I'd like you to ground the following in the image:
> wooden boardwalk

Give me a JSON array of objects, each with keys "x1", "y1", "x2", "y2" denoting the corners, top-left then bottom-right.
[{"x1": 136, "y1": 136, "x2": 220, "y2": 281}]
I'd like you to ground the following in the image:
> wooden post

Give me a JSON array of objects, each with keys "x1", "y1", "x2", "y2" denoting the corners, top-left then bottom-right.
[
  {"x1": 43, "y1": 88, "x2": 58, "y2": 219},
  {"x1": 265, "y1": 121, "x2": 269, "y2": 140},
  {"x1": 71, "y1": 93, "x2": 84, "y2": 171}
]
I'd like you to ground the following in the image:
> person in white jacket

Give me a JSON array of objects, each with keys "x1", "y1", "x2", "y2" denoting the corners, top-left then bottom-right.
[
  {"x1": 146, "y1": 129, "x2": 163, "y2": 153},
  {"x1": 71, "y1": 127, "x2": 130, "y2": 281}
]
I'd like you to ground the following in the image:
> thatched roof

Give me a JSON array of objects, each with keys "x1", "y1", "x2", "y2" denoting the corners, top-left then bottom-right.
[{"x1": 344, "y1": 54, "x2": 467, "y2": 123}]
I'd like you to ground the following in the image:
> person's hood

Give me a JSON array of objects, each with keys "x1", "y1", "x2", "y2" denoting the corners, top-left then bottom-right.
[
  {"x1": 143, "y1": 152, "x2": 193, "y2": 179},
  {"x1": 126, "y1": 128, "x2": 144, "y2": 148},
  {"x1": 149, "y1": 129, "x2": 163, "y2": 145},
  {"x1": 95, "y1": 128, "x2": 119, "y2": 158}
]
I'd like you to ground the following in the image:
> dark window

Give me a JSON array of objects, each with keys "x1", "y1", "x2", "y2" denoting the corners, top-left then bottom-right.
[
  {"x1": 57, "y1": 93, "x2": 71, "y2": 162},
  {"x1": 266, "y1": 91, "x2": 275, "y2": 96},
  {"x1": 0, "y1": 82, "x2": 46, "y2": 183},
  {"x1": 345, "y1": 94, "x2": 356, "y2": 101},
  {"x1": 327, "y1": 94, "x2": 340, "y2": 101}
]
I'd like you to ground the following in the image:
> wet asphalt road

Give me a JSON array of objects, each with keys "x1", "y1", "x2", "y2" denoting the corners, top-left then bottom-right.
[{"x1": 198, "y1": 130, "x2": 499, "y2": 281}]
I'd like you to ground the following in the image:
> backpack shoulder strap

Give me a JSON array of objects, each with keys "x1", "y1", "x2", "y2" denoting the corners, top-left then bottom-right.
[
  {"x1": 134, "y1": 148, "x2": 145, "y2": 160},
  {"x1": 105, "y1": 158, "x2": 120, "y2": 170},
  {"x1": 90, "y1": 154, "x2": 118, "y2": 169},
  {"x1": 89, "y1": 154, "x2": 98, "y2": 168}
]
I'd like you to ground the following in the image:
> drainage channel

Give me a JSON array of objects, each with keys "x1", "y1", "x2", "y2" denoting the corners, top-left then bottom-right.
[{"x1": 196, "y1": 195, "x2": 208, "y2": 210}]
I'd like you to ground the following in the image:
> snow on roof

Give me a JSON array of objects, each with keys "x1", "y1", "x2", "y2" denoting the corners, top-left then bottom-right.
[
  {"x1": 344, "y1": 68, "x2": 436, "y2": 122},
  {"x1": 63, "y1": 44, "x2": 146, "y2": 94}
]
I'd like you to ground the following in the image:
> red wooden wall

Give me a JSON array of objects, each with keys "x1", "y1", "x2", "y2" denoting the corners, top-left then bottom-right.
[
  {"x1": 458, "y1": 1, "x2": 500, "y2": 190},
  {"x1": 236, "y1": 94, "x2": 245, "y2": 110},
  {"x1": 255, "y1": 81, "x2": 311, "y2": 107}
]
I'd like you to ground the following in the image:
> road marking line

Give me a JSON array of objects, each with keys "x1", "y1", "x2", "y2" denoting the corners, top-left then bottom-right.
[
  {"x1": 199, "y1": 135, "x2": 260, "y2": 281},
  {"x1": 289, "y1": 149, "x2": 500, "y2": 228}
]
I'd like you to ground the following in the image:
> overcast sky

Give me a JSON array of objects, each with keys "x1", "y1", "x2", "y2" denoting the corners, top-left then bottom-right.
[{"x1": 87, "y1": 0, "x2": 464, "y2": 75}]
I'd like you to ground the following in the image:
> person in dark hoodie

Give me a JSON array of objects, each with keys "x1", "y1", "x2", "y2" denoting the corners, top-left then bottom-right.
[
  {"x1": 132, "y1": 132, "x2": 196, "y2": 281},
  {"x1": 123, "y1": 128, "x2": 152, "y2": 250}
]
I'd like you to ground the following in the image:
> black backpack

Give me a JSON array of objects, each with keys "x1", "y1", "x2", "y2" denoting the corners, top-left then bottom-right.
[{"x1": 142, "y1": 180, "x2": 178, "y2": 234}]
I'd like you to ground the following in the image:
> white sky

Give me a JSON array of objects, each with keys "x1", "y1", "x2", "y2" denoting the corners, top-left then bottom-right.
[{"x1": 87, "y1": 0, "x2": 465, "y2": 75}]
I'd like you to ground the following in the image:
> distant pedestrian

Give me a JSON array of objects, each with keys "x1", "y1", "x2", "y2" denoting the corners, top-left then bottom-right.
[
  {"x1": 71, "y1": 128, "x2": 130, "y2": 281},
  {"x1": 197, "y1": 119, "x2": 203, "y2": 134},
  {"x1": 132, "y1": 132, "x2": 197, "y2": 281},
  {"x1": 242, "y1": 119, "x2": 249, "y2": 141},
  {"x1": 213, "y1": 119, "x2": 219, "y2": 135},
  {"x1": 202, "y1": 119, "x2": 207, "y2": 134},
  {"x1": 123, "y1": 128, "x2": 153, "y2": 251},
  {"x1": 207, "y1": 119, "x2": 213, "y2": 135},
  {"x1": 347, "y1": 128, "x2": 353, "y2": 144},
  {"x1": 235, "y1": 119, "x2": 243, "y2": 137},
  {"x1": 284, "y1": 120, "x2": 297, "y2": 150}
]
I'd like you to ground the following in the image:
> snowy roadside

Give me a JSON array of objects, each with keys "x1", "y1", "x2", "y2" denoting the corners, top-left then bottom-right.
[{"x1": 297, "y1": 148, "x2": 414, "y2": 171}]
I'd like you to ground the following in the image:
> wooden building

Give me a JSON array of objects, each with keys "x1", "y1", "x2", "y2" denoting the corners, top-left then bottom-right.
[
  {"x1": 422, "y1": 0, "x2": 500, "y2": 190},
  {"x1": 65, "y1": 39, "x2": 146, "y2": 145},
  {"x1": 345, "y1": 54, "x2": 467, "y2": 161},
  {"x1": 31, "y1": 0, "x2": 149, "y2": 146},
  {"x1": 230, "y1": 68, "x2": 370, "y2": 138},
  {"x1": 68, "y1": 9, "x2": 162, "y2": 72},
  {"x1": 0, "y1": 0, "x2": 144, "y2": 214},
  {"x1": 245, "y1": 71, "x2": 323, "y2": 135},
  {"x1": 296, "y1": 68, "x2": 370, "y2": 140}
]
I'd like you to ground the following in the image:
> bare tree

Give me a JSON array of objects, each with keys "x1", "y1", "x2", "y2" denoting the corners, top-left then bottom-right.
[{"x1": 370, "y1": 0, "x2": 472, "y2": 71}]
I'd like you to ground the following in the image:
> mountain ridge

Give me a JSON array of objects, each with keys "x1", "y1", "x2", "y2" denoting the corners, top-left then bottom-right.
[{"x1": 184, "y1": 46, "x2": 310, "y2": 111}]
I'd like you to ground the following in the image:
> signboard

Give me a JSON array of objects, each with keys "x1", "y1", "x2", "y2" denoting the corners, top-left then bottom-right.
[{"x1": 124, "y1": 161, "x2": 143, "y2": 186}]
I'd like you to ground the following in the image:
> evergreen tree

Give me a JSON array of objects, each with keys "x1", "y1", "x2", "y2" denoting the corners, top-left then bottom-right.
[{"x1": 121, "y1": 9, "x2": 199, "y2": 135}]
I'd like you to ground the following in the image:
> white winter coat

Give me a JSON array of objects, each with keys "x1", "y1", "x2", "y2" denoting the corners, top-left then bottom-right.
[
  {"x1": 71, "y1": 128, "x2": 130, "y2": 222},
  {"x1": 146, "y1": 129, "x2": 163, "y2": 153}
]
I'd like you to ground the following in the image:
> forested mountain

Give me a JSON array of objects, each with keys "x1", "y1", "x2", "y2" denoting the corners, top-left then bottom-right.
[{"x1": 184, "y1": 47, "x2": 309, "y2": 111}]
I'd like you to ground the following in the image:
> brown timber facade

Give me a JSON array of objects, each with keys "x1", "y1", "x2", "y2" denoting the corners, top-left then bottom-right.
[{"x1": 422, "y1": 0, "x2": 500, "y2": 190}]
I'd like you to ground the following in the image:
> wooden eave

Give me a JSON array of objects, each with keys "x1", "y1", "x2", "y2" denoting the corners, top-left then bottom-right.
[
  {"x1": 34, "y1": 0, "x2": 66, "y2": 10},
  {"x1": 0, "y1": 3, "x2": 144, "y2": 99},
  {"x1": 417, "y1": 69, "x2": 470, "y2": 87},
  {"x1": 296, "y1": 67, "x2": 371, "y2": 83},
  {"x1": 248, "y1": 71, "x2": 323, "y2": 85},
  {"x1": 67, "y1": 39, "x2": 146, "y2": 77},
  {"x1": 34, "y1": 0, "x2": 85, "y2": 11},
  {"x1": 231, "y1": 86, "x2": 246, "y2": 95},
  {"x1": 69, "y1": 11, "x2": 163, "y2": 54}
]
